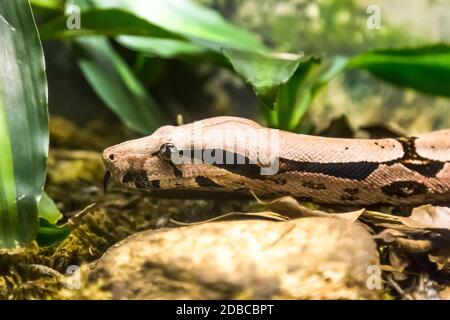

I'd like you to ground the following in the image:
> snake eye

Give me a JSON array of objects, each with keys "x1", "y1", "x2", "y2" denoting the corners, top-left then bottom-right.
[{"x1": 158, "y1": 143, "x2": 177, "y2": 161}]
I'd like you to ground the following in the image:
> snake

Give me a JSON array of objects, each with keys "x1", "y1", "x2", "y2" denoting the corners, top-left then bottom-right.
[{"x1": 102, "y1": 116, "x2": 450, "y2": 206}]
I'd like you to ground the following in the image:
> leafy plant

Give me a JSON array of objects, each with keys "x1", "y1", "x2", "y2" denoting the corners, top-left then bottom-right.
[
  {"x1": 76, "y1": 36, "x2": 166, "y2": 134},
  {"x1": 0, "y1": 0, "x2": 49, "y2": 248},
  {"x1": 36, "y1": 0, "x2": 450, "y2": 133},
  {"x1": 348, "y1": 44, "x2": 450, "y2": 98},
  {"x1": 225, "y1": 45, "x2": 450, "y2": 131}
]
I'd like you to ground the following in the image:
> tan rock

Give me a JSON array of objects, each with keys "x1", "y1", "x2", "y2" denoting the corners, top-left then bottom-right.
[{"x1": 87, "y1": 217, "x2": 381, "y2": 299}]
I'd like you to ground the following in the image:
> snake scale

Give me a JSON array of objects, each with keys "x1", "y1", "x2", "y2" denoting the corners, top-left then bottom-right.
[{"x1": 103, "y1": 116, "x2": 450, "y2": 206}]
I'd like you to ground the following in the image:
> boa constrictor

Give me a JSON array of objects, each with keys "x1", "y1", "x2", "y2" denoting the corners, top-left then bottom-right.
[{"x1": 103, "y1": 117, "x2": 450, "y2": 206}]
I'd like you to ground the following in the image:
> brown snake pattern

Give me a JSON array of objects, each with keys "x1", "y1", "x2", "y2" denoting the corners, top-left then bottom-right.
[{"x1": 103, "y1": 117, "x2": 450, "y2": 206}]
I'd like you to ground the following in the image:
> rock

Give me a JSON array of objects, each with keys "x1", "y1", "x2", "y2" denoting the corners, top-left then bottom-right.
[{"x1": 86, "y1": 217, "x2": 381, "y2": 299}]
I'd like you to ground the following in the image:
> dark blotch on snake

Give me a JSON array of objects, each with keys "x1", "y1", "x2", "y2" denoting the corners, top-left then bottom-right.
[
  {"x1": 403, "y1": 162, "x2": 444, "y2": 177},
  {"x1": 179, "y1": 148, "x2": 380, "y2": 180},
  {"x1": 150, "y1": 180, "x2": 161, "y2": 188},
  {"x1": 340, "y1": 187, "x2": 360, "y2": 201},
  {"x1": 381, "y1": 181, "x2": 428, "y2": 198},
  {"x1": 167, "y1": 162, "x2": 183, "y2": 178},
  {"x1": 344, "y1": 187, "x2": 359, "y2": 195},
  {"x1": 123, "y1": 170, "x2": 150, "y2": 188},
  {"x1": 278, "y1": 159, "x2": 379, "y2": 181},
  {"x1": 177, "y1": 142, "x2": 444, "y2": 181},
  {"x1": 195, "y1": 176, "x2": 223, "y2": 188},
  {"x1": 387, "y1": 137, "x2": 445, "y2": 178},
  {"x1": 180, "y1": 148, "x2": 265, "y2": 180},
  {"x1": 396, "y1": 137, "x2": 420, "y2": 160},
  {"x1": 191, "y1": 148, "x2": 380, "y2": 181}
]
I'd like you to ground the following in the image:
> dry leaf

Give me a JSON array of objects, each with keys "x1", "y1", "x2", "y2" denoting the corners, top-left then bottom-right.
[
  {"x1": 428, "y1": 246, "x2": 450, "y2": 271},
  {"x1": 439, "y1": 287, "x2": 450, "y2": 300},
  {"x1": 374, "y1": 229, "x2": 407, "y2": 243},
  {"x1": 405, "y1": 205, "x2": 450, "y2": 230},
  {"x1": 391, "y1": 238, "x2": 435, "y2": 253},
  {"x1": 331, "y1": 209, "x2": 366, "y2": 222},
  {"x1": 252, "y1": 194, "x2": 327, "y2": 218},
  {"x1": 367, "y1": 205, "x2": 450, "y2": 271},
  {"x1": 170, "y1": 211, "x2": 289, "y2": 226},
  {"x1": 252, "y1": 192, "x2": 364, "y2": 221}
]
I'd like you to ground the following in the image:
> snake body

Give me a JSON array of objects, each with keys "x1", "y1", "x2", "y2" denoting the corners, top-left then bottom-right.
[{"x1": 103, "y1": 117, "x2": 450, "y2": 206}]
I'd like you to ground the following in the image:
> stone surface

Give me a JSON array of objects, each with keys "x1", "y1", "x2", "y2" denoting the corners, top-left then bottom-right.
[{"x1": 87, "y1": 217, "x2": 381, "y2": 299}]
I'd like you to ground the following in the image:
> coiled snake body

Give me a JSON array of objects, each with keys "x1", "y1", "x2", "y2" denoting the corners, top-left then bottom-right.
[{"x1": 103, "y1": 117, "x2": 450, "y2": 206}]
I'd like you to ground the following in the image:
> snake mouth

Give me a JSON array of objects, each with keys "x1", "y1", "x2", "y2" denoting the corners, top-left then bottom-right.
[{"x1": 103, "y1": 170, "x2": 112, "y2": 194}]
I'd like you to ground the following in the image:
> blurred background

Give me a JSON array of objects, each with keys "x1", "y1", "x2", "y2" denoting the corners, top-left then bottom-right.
[{"x1": 43, "y1": 0, "x2": 450, "y2": 137}]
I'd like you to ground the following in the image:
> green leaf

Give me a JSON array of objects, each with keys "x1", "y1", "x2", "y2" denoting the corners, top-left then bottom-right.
[
  {"x1": 39, "y1": 7, "x2": 211, "y2": 58},
  {"x1": 36, "y1": 218, "x2": 70, "y2": 247},
  {"x1": 223, "y1": 49, "x2": 306, "y2": 111},
  {"x1": 39, "y1": 8, "x2": 181, "y2": 40},
  {"x1": 36, "y1": 193, "x2": 69, "y2": 247},
  {"x1": 276, "y1": 58, "x2": 321, "y2": 130},
  {"x1": 224, "y1": 48, "x2": 348, "y2": 130},
  {"x1": 0, "y1": 0, "x2": 49, "y2": 247},
  {"x1": 348, "y1": 44, "x2": 450, "y2": 97},
  {"x1": 38, "y1": 192, "x2": 62, "y2": 225},
  {"x1": 77, "y1": 37, "x2": 165, "y2": 134},
  {"x1": 30, "y1": 0, "x2": 63, "y2": 11},
  {"x1": 278, "y1": 56, "x2": 348, "y2": 131},
  {"x1": 89, "y1": 0, "x2": 266, "y2": 52},
  {"x1": 117, "y1": 35, "x2": 207, "y2": 58}
]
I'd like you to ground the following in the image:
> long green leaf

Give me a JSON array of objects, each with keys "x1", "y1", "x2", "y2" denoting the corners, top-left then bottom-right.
[
  {"x1": 90, "y1": 0, "x2": 266, "y2": 53},
  {"x1": 348, "y1": 44, "x2": 450, "y2": 97},
  {"x1": 77, "y1": 37, "x2": 165, "y2": 134},
  {"x1": 39, "y1": 7, "x2": 211, "y2": 58},
  {"x1": 0, "y1": 0, "x2": 49, "y2": 247},
  {"x1": 64, "y1": 0, "x2": 165, "y2": 134},
  {"x1": 39, "y1": 8, "x2": 181, "y2": 40},
  {"x1": 117, "y1": 35, "x2": 206, "y2": 58},
  {"x1": 40, "y1": 0, "x2": 265, "y2": 57}
]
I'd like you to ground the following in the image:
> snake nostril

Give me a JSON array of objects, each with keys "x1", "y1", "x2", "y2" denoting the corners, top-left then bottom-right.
[{"x1": 108, "y1": 153, "x2": 115, "y2": 161}]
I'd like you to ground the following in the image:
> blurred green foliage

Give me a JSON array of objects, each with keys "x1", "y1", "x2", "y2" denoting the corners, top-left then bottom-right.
[
  {"x1": 34, "y1": 0, "x2": 450, "y2": 133},
  {"x1": 201, "y1": 0, "x2": 418, "y2": 55}
]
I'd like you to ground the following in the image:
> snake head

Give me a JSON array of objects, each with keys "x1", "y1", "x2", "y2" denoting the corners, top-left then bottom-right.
[
  {"x1": 102, "y1": 116, "x2": 277, "y2": 193},
  {"x1": 102, "y1": 124, "x2": 181, "y2": 191}
]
